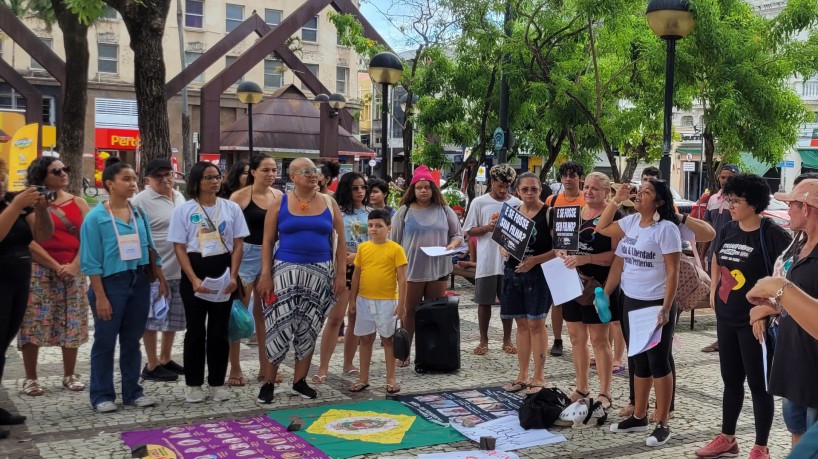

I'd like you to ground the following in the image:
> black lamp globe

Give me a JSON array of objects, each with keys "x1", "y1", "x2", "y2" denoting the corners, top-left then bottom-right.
[{"x1": 646, "y1": 0, "x2": 695, "y2": 40}]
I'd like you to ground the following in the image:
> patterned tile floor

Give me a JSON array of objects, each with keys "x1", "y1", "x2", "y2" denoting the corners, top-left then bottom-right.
[{"x1": 0, "y1": 279, "x2": 793, "y2": 458}]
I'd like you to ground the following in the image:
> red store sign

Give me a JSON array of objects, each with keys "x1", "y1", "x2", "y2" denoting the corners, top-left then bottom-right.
[{"x1": 95, "y1": 128, "x2": 140, "y2": 150}]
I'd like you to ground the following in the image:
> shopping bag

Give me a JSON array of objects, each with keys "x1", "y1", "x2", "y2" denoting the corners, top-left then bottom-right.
[{"x1": 228, "y1": 299, "x2": 255, "y2": 342}]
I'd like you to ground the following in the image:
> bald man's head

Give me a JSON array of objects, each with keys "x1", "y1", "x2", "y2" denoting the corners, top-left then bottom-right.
[{"x1": 288, "y1": 157, "x2": 315, "y2": 176}]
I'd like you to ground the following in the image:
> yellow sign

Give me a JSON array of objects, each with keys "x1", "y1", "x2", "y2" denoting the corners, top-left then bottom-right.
[
  {"x1": 306, "y1": 409, "x2": 416, "y2": 444},
  {"x1": 143, "y1": 444, "x2": 176, "y2": 458},
  {"x1": 7, "y1": 123, "x2": 38, "y2": 191}
]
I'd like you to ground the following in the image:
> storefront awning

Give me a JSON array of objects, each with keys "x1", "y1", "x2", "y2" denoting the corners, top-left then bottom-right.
[{"x1": 798, "y1": 148, "x2": 818, "y2": 169}]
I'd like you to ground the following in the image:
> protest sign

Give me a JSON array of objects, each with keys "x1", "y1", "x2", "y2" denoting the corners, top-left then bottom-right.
[
  {"x1": 491, "y1": 203, "x2": 534, "y2": 261},
  {"x1": 552, "y1": 205, "x2": 580, "y2": 250}
]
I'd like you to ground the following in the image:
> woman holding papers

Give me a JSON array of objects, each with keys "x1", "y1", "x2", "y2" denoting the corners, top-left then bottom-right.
[
  {"x1": 596, "y1": 179, "x2": 681, "y2": 447},
  {"x1": 558, "y1": 172, "x2": 620, "y2": 409},
  {"x1": 390, "y1": 165, "x2": 463, "y2": 366},
  {"x1": 694, "y1": 174, "x2": 790, "y2": 459},
  {"x1": 168, "y1": 162, "x2": 249, "y2": 404},
  {"x1": 80, "y1": 160, "x2": 165, "y2": 413},
  {"x1": 500, "y1": 172, "x2": 555, "y2": 396}
]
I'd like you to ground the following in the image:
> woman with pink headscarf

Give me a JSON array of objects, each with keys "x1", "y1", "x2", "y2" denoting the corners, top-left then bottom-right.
[{"x1": 390, "y1": 166, "x2": 463, "y2": 367}]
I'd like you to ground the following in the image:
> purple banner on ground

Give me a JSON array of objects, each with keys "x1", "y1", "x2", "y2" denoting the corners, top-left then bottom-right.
[
  {"x1": 121, "y1": 415, "x2": 328, "y2": 459},
  {"x1": 397, "y1": 386, "x2": 525, "y2": 427}
]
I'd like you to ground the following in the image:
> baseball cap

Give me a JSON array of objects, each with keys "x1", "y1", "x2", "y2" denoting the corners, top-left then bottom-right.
[
  {"x1": 774, "y1": 179, "x2": 818, "y2": 208},
  {"x1": 145, "y1": 158, "x2": 173, "y2": 177},
  {"x1": 719, "y1": 164, "x2": 740, "y2": 174}
]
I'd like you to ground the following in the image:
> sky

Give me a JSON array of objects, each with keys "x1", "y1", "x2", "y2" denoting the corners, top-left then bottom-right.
[{"x1": 359, "y1": 1, "x2": 410, "y2": 51}]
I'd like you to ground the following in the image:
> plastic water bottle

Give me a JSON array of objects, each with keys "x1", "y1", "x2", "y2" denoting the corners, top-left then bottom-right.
[{"x1": 594, "y1": 287, "x2": 612, "y2": 323}]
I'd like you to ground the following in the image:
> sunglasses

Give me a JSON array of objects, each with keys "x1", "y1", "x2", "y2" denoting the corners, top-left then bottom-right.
[
  {"x1": 294, "y1": 167, "x2": 321, "y2": 176},
  {"x1": 50, "y1": 166, "x2": 71, "y2": 176}
]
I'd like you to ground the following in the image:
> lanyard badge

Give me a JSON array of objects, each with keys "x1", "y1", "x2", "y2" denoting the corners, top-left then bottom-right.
[
  {"x1": 106, "y1": 202, "x2": 142, "y2": 261},
  {"x1": 197, "y1": 200, "x2": 228, "y2": 257}
]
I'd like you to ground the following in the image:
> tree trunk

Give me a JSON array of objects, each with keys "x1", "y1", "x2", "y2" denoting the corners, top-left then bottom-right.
[
  {"x1": 107, "y1": 0, "x2": 172, "y2": 169},
  {"x1": 51, "y1": 0, "x2": 89, "y2": 195},
  {"x1": 176, "y1": 0, "x2": 193, "y2": 173},
  {"x1": 704, "y1": 131, "x2": 717, "y2": 191}
]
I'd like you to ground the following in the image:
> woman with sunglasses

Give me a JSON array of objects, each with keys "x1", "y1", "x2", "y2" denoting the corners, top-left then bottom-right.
[
  {"x1": 500, "y1": 172, "x2": 553, "y2": 395},
  {"x1": 0, "y1": 158, "x2": 52, "y2": 437},
  {"x1": 390, "y1": 165, "x2": 463, "y2": 367},
  {"x1": 597, "y1": 178, "x2": 681, "y2": 447},
  {"x1": 258, "y1": 158, "x2": 346, "y2": 404},
  {"x1": 313, "y1": 172, "x2": 370, "y2": 385},
  {"x1": 694, "y1": 174, "x2": 791, "y2": 459},
  {"x1": 18, "y1": 158, "x2": 90, "y2": 397},
  {"x1": 558, "y1": 172, "x2": 619, "y2": 408},
  {"x1": 227, "y1": 154, "x2": 282, "y2": 387},
  {"x1": 80, "y1": 160, "x2": 164, "y2": 413},
  {"x1": 168, "y1": 162, "x2": 249, "y2": 404}
]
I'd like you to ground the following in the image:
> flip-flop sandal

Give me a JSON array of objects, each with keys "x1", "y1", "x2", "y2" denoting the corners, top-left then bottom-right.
[
  {"x1": 349, "y1": 382, "x2": 370, "y2": 392},
  {"x1": 227, "y1": 376, "x2": 246, "y2": 387},
  {"x1": 311, "y1": 374, "x2": 327, "y2": 384},
  {"x1": 612, "y1": 364, "x2": 627, "y2": 374},
  {"x1": 524, "y1": 385, "x2": 544, "y2": 395},
  {"x1": 569, "y1": 389, "x2": 590, "y2": 402},
  {"x1": 701, "y1": 344, "x2": 719, "y2": 353},
  {"x1": 597, "y1": 393, "x2": 613, "y2": 410},
  {"x1": 396, "y1": 359, "x2": 411, "y2": 368},
  {"x1": 386, "y1": 384, "x2": 401, "y2": 394},
  {"x1": 504, "y1": 381, "x2": 528, "y2": 393},
  {"x1": 473, "y1": 345, "x2": 489, "y2": 356},
  {"x1": 502, "y1": 344, "x2": 518, "y2": 355},
  {"x1": 344, "y1": 368, "x2": 360, "y2": 376}
]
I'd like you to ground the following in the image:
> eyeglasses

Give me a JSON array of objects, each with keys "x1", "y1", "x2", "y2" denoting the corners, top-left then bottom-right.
[
  {"x1": 50, "y1": 166, "x2": 70, "y2": 176},
  {"x1": 726, "y1": 198, "x2": 747, "y2": 206},
  {"x1": 202, "y1": 174, "x2": 224, "y2": 182},
  {"x1": 151, "y1": 172, "x2": 173, "y2": 179},
  {"x1": 518, "y1": 186, "x2": 540, "y2": 194},
  {"x1": 351, "y1": 185, "x2": 368, "y2": 192},
  {"x1": 294, "y1": 167, "x2": 321, "y2": 176}
]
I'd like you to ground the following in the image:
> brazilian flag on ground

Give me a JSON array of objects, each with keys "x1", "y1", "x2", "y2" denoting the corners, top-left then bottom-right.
[{"x1": 268, "y1": 400, "x2": 466, "y2": 458}]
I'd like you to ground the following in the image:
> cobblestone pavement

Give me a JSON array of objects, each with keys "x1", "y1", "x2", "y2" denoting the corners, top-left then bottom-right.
[{"x1": 0, "y1": 279, "x2": 793, "y2": 458}]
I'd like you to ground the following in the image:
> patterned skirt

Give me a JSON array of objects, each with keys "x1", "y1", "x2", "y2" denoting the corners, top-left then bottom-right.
[
  {"x1": 263, "y1": 260, "x2": 336, "y2": 365},
  {"x1": 18, "y1": 262, "x2": 89, "y2": 348}
]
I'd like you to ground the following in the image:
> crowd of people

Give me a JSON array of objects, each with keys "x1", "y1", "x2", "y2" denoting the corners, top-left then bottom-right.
[{"x1": 1, "y1": 154, "x2": 817, "y2": 458}]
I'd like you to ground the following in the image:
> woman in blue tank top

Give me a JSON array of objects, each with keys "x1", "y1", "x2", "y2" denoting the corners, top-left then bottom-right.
[{"x1": 256, "y1": 158, "x2": 346, "y2": 404}]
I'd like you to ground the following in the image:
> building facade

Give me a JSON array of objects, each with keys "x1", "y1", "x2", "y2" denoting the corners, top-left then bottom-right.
[{"x1": 2, "y1": 0, "x2": 363, "y2": 174}]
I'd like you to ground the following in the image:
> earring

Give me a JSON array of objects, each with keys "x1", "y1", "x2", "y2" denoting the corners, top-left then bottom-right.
[{"x1": 653, "y1": 210, "x2": 660, "y2": 222}]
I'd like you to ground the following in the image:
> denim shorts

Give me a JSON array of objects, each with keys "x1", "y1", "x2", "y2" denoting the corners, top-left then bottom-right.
[
  {"x1": 500, "y1": 268, "x2": 551, "y2": 320},
  {"x1": 239, "y1": 243, "x2": 262, "y2": 285},
  {"x1": 782, "y1": 397, "x2": 818, "y2": 435}
]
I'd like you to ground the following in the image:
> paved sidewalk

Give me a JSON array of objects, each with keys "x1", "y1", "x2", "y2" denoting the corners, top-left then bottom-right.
[{"x1": 0, "y1": 279, "x2": 792, "y2": 458}]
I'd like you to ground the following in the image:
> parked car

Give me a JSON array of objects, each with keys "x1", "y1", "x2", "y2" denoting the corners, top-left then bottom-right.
[
  {"x1": 763, "y1": 195, "x2": 791, "y2": 231},
  {"x1": 630, "y1": 181, "x2": 695, "y2": 214}
]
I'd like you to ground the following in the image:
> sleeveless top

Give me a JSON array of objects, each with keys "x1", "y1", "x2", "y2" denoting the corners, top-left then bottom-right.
[
  {"x1": 243, "y1": 198, "x2": 267, "y2": 245},
  {"x1": 276, "y1": 194, "x2": 332, "y2": 263},
  {"x1": 40, "y1": 198, "x2": 83, "y2": 265}
]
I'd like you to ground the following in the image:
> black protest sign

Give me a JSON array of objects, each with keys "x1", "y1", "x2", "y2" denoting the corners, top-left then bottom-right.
[
  {"x1": 491, "y1": 203, "x2": 534, "y2": 261},
  {"x1": 553, "y1": 205, "x2": 581, "y2": 250}
]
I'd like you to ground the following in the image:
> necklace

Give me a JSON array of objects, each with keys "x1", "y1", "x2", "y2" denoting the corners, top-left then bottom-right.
[{"x1": 292, "y1": 190, "x2": 316, "y2": 211}]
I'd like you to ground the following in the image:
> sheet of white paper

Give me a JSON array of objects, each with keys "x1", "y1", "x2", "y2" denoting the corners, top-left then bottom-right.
[
  {"x1": 627, "y1": 306, "x2": 664, "y2": 357},
  {"x1": 194, "y1": 267, "x2": 231, "y2": 303},
  {"x1": 421, "y1": 246, "x2": 461, "y2": 257},
  {"x1": 419, "y1": 451, "x2": 520, "y2": 459},
  {"x1": 761, "y1": 339, "x2": 769, "y2": 392},
  {"x1": 540, "y1": 258, "x2": 584, "y2": 305},
  {"x1": 451, "y1": 415, "x2": 566, "y2": 451}
]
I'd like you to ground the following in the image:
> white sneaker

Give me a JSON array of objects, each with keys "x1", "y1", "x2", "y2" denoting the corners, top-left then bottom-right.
[
  {"x1": 185, "y1": 386, "x2": 206, "y2": 403},
  {"x1": 95, "y1": 401, "x2": 118, "y2": 413},
  {"x1": 211, "y1": 386, "x2": 230, "y2": 402},
  {"x1": 130, "y1": 396, "x2": 155, "y2": 408}
]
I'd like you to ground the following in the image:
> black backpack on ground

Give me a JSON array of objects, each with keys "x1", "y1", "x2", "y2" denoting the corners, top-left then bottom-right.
[{"x1": 518, "y1": 387, "x2": 572, "y2": 430}]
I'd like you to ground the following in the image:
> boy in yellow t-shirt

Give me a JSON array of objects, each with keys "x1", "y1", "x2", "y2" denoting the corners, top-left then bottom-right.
[{"x1": 348, "y1": 209, "x2": 408, "y2": 394}]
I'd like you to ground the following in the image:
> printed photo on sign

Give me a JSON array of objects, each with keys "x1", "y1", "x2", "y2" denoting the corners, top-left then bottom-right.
[
  {"x1": 552, "y1": 205, "x2": 580, "y2": 250},
  {"x1": 491, "y1": 203, "x2": 535, "y2": 261}
]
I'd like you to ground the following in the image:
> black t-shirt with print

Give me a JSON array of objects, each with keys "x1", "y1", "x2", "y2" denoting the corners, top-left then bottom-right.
[
  {"x1": 572, "y1": 210, "x2": 622, "y2": 283},
  {"x1": 505, "y1": 206, "x2": 552, "y2": 270},
  {"x1": 714, "y1": 218, "x2": 791, "y2": 327},
  {"x1": 769, "y1": 243, "x2": 818, "y2": 408}
]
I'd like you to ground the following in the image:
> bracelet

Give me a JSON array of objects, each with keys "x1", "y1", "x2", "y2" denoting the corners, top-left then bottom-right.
[
  {"x1": 611, "y1": 199, "x2": 621, "y2": 206},
  {"x1": 774, "y1": 280, "x2": 792, "y2": 309},
  {"x1": 681, "y1": 214, "x2": 688, "y2": 225}
]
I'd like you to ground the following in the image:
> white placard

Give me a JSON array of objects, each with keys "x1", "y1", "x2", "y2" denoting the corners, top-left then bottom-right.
[
  {"x1": 683, "y1": 162, "x2": 696, "y2": 172},
  {"x1": 451, "y1": 415, "x2": 566, "y2": 451},
  {"x1": 627, "y1": 305, "x2": 664, "y2": 357},
  {"x1": 540, "y1": 258, "x2": 583, "y2": 305},
  {"x1": 420, "y1": 246, "x2": 462, "y2": 257}
]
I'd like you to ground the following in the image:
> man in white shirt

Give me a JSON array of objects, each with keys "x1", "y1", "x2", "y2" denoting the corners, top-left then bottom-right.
[
  {"x1": 462, "y1": 164, "x2": 521, "y2": 356},
  {"x1": 132, "y1": 159, "x2": 187, "y2": 382}
]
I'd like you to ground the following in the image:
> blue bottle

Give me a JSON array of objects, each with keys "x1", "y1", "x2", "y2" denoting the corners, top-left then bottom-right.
[{"x1": 594, "y1": 287, "x2": 612, "y2": 323}]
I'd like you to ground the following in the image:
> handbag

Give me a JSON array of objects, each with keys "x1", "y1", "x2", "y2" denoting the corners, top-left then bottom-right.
[
  {"x1": 518, "y1": 387, "x2": 572, "y2": 430},
  {"x1": 393, "y1": 318, "x2": 411, "y2": 362},
  {"x1": 676, "y1": 252, "x2": 711, "y2": 312},
  {"x1": 575, "y1": 273, "x2": 602, "y2": 307}
]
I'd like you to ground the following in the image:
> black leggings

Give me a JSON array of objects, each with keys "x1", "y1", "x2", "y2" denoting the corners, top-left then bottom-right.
[
  {"x1": 180, "y1": 252, "x2": 233, "y2": 387},
  {"x1": 621, "y1": 294, "x2": 676, "y2": 379},
  {"x1": 718, "y1": 320, "x2": 774, "y2": 446},
  {"x1": 629, "y1": 353, "x2": 676, "y2": 412},
  {"x1": 0, "y1": 258, "x2": 31, "y2": 381}
]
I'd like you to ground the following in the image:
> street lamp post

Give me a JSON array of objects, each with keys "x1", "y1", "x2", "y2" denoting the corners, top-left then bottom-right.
[
  {"x1": 399, "y1": 93, "x2": 419, "y2": 177},
  {"x1": 646, "y1": 0, "x2": 694, "y2": 182},
  {"x1": 368, "y1": 52, "x2": 404, "y2": 181},
  {"x1": 236, "y1": 81, "x2": 264, "y2": 157},
  {"x1": 314, "y1": 93, "x2": 347, "y2": 158}
]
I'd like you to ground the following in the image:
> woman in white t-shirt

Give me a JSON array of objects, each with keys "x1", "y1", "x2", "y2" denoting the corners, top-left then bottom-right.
[
  {"x1": 596, "y1": 179, "x2": 681, "y2": 448},
  {"x1": 167, "y1": 162, "x2": 250, "y2": 405}
]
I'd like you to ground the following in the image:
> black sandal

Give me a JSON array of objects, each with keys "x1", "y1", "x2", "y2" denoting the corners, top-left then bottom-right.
[
  {"x1": 570, "y1": 389, "x2": 590, "y2": 402},
  {"x1": 597, "y1": 393, "x2": 613, "y2": 410}
]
